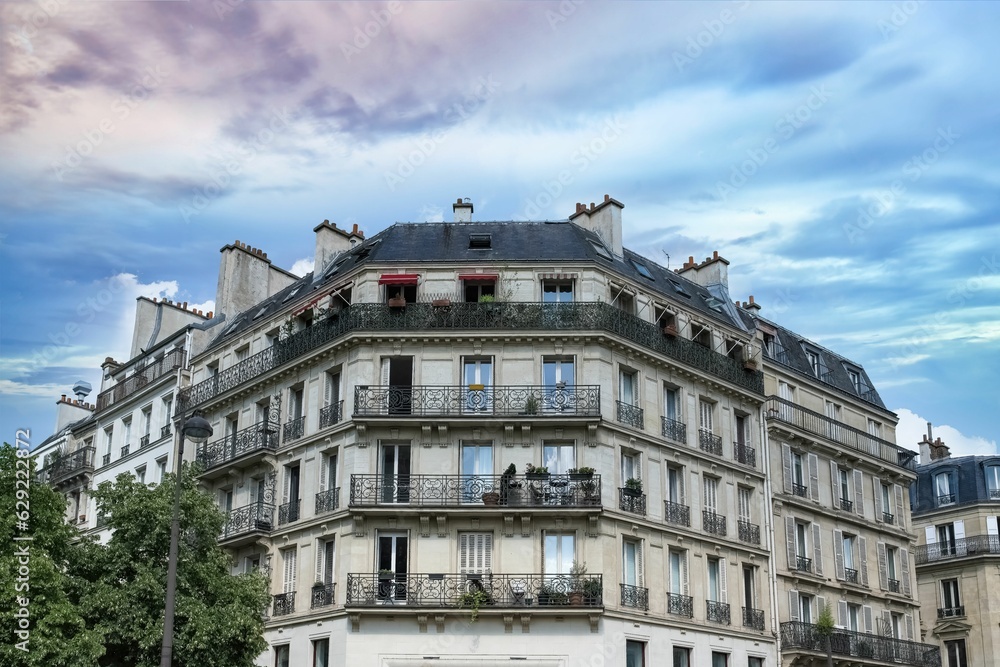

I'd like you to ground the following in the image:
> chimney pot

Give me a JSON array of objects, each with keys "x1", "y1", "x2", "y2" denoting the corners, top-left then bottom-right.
[
  {"x1": 207, "y1": 311, "x2": 213, "y2": 318},
  {"x1": 749, "y1": 295, "x2": 755, "y2": 304},
  {"x1": 713, "y1": 250, "x2": 719, "y2": 260},
  {"x1": 61, "y1": 394, "x2": 66, "y2": 401},
  {"x1": 604, "y1": 194, "x2": 610, "y2": 202},
  {"x1": 352, "y1": 223, "x2": 359, "y2": 234}
]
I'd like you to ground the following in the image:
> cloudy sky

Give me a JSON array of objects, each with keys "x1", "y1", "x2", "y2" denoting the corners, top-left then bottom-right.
[{"x1": 0, "y1": 1, "x2": 996, "y2": 457}]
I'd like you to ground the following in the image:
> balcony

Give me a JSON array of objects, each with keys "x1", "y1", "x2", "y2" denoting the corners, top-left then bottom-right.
[
  {"x1": 139, "y1": 434, "x2": 150, "y2": 449},
  {"x1": 703, "y1": 510, "x2": 727, "y2": 537},
  {"x1": 319, "y1": 401, "x2": 344, "y2": 429},
  {"x1": 616, "y1": 401, "x2": 644, "y2": 429},
  {"x1": 938, "y1": 606, "x2": 964, "y2": 619},
  {"x1": 661, "y1": 417, "x2": 686, "y2": 443},
  {"x1": 272, "y1": 592, "x2": 295, "y2": 617},
  {"x1": 311, "y1": 583, "x2": 336, "y2": 609},
  {"x1": 792, "y1": 483, "x2": 809, "y2": 498},
  {"x1": 121, "y1": 444, "x2": 131, "y2": 457},
  {"x1": 664, "y1": 500, "x2": 691, "y2": 527},
  {"x1": 282, "y1": 416, "x2": 305, "y2": 443},
  {"x1": 161, "y1": 424, "x2": 172, "y2": 439},
  {"x1": 883, "y1": 512, "x2": 895, "y2": 525},
  {"x1": 743, "y1": 606, "x2": 765, "y2": 631},
  {"x1": 887, "y1": 578, "x2": 900, "y2": 593},
  {"x1": 176, "y1": 302, "x2": 762, "y2": 413},
  {"x1": 96, "y1": 347, "x2": 185, "y2": 412},
  {"x1": 619, "y1": 488, "x2": 646, "y2": 516},
  {"x1": 195, "y1": 420, "x2": 278, "y2": 478},
  {"x1": 937, "y1": 493, "x2": 955, "y2": 506},
  {"x1": 839, "y1": 497, "x2": 854, "y2": 512},
  {"x1": 780, "y1": 621, "x2": 941, "y2": 667},
  {"x1": 795, "y1": 556, "x2": 813, "y2": 573},
  {"x1": 350, "y1": 474, "x2": 602, "y2": 509},
  {"x1": 845, "y1": 568, "x2": 859, "y2": 585},
  {"x1": 315, "y1": 488, "x2": 340, "y2": 515},
  {"x1": 345, "y1": 573, "x2": 603, "y2": 608},
  {"x1": 620, "y1": 583, "x2": 648, "y2": 611},
  {"x1": 764, "y1": 396, "x2": 918, "y2": 472},
  {"x1": 277, "y1": 499, "x2": 300, "y2": 525},
  {"x1": 101, "y1": 453, "x2": 111, "y2": 467},
  {"x1": 698, "y1": 430, "x2": 723, "y2": 457},
  {"x1": 220, "y1": 502, "x2": 274, "y2": 547},
  {"x1": 353, "y1": 384, "x2": 601, "y2": 418},
  {"x1": 914, "y1": 536, "x2": 1000, "y2": 564},
  {"x1": 738, "y1": 520, "x2": 760, "y2": 546},
  {"x1": 706, "y1": 600, "x2": 731, "y2": 625},
  {"x1": 733, "y1": 442, "x2": 756, "y2": 468},
  {"x1": 666, "y1": 592, "x2": 693, "y2": 618},
  {"x1": 45, "y1": 446, "x2": 96, "y2": 486}
]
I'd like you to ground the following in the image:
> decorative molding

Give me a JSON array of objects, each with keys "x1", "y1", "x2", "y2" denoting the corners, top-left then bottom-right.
[
  {"x1": 356, "y1": 441, "x2": 370, "y2": 449},
  {"x1": 436, "y1": 515, "x2": 447, "y2": 538},
  {"x1": 587, "y1": 515, "x2": 599, "y2": 538},
  {"x1": 588, "y1": 614, "x2": 600, "y2": 633},
  {"x1": 503, "y1": 515, "x2": 514, "y2": 538},
  {"x1": 503, "y1": 614, "x2": 514, "y2": 634},
  {"x1": 434, "y1": 615, "x2": 446, "y2": 633},
  {"x1": 520, "y1": 515, "x2": 531, "y2": 538},
  {"x1": 520, "y1": 614, "x2": 531, "y2": 633},
  {"x1": 349, "y1": 613, "x2": 361, "y2": 632},
  {"x1": 353, "y1": 514, "x2": 366, "y2": 537},
  {"x1": 417, "y1": 614, "x2": 428, "y2": 633},
  {"x1": 419, "y1": 515, "x2": 430, "y2": 537}
]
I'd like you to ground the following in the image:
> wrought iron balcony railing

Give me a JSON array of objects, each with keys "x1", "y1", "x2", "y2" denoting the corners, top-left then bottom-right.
[
  {"x1": 220, "y1": 502, "x2": 274, "y2": 540},
  {"x1": 176, "y1": 302, "x2": 762, "y2": 413},
  {"x1": 616, "y1": 401, "x2": 644, "y2": 429},
  {"x1": 707, "y1": 600, "x2": 731, "y2": 625},
  {"x1": 990, "y1": 488, "x2": 1000, "y2": 500},
  {"x1": 792, "y1": 483, "x2": 809, "y2": 498},
  {"x1": 664, "y1": 500, "x2": 690, "y2": 527},
  {"x1": 350, "y1": 474, "x2": 602, "y2": 508},
  {"x1": 666, "y1": 592, "x2": 693, "y2": 618},
  {"x1": 272, "y1": 592, "x2": 295, "y2": 617},
  {"x1": 937, "y1": 493, "x2": 955, "y2": 506},
  {"x1": 311, "y1": 583, "x2": 336, "y2": 609},
  {"x1": 737, "y1": 520, "x2": 760, "y2": 546},
  {"x1": 315, "y1": 488, "x2": 340, "y2": 515},
  {"x1": 780, "y1": 621, "x2": 941, "y2": 667},
  {"x1": 733, "y1": 442, "x2": 756, "y2": 468},
  {"x1": 743, "y1": 606, "x2": 765, "y2": 631},
  {"x1": 353, "y1": 384, "x2": 601, "y2": 418},
  {"x1": 319, "y1": 401, "x2": 344, "y2": 429},
  {"x1": 915, "y1": 535, "x2": 1000, "y2": 563},
  {"x1": 883, "y1": 512, "x2": 895, "y2": 525},
  {"x1": 278, "y1": 499, "x2": 301, "y2": 525},
  {"x1": 101, "y1": 453, "x2": 111, "y2": 466},
  {"x1": 938, "y1": 606, "x2": 964, "y2": 618},
  {"x1": 839, "y1": 497, "x2": 854, "y2": 512},
  {"x1": 795, "y1": 556, "x2": 812, "y2": 573},
  {"x1": 161, "y1": 424, "x2": 172, "y2": 439},
  {"x1": 887, "y1": 578, "x2": 900, "y2": 593},
  {"x1": 620, "y1": 583, "x2": 648, "y2": 611},
  {"x1": 345, "y1": 572, "x2": 603, "y2": 608},
  {"x1": 196, "y1": 420, "x2": 278, "y2": 472},
  {"x1": 698, "y1": 430, "x2": 723, "y2": 456},
  {"x1": 121, "y1": 444, "x2": 130, "y2": 457},
  {"x1": 139, "y1": 434, "x2": 150, "y2": 449},
  {"x1": 619, "y1": 489, "x2": 646, "y2": 516},
  {"x1": 661, "y1": 417, "x2": 686, "y2": 443},
  {"x1": 46, "y1": 446, "x2": 96, "y2": 485},
  {"x1": 703, "y1": 510, "x2": 727, "y2": 536},
  {"x1": 283, "y1": 416, "x2": 305, "y2": 443},
  {"x1": 96, "y1": 348, "x2": 185, "y2": 412},
  {"x1": 845, "y1": 568, "x2": 859, "y2": 585},
  {"x1": 764, "y1": 396, "x2": 918, "y2": 472}
]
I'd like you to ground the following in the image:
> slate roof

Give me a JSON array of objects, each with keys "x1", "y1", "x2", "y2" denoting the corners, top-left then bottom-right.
[{"x1": 912, "y1": 455, "x2": 1000, "y2": 512}]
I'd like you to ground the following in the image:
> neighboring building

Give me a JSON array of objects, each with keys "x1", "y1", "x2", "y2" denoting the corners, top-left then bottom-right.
[{"x1": 911, "y1": 430, "x2": 1000, "y2": 667}]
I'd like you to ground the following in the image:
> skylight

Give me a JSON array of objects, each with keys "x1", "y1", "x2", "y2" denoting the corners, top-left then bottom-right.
[
  {"x1": 282, "y1": 285, "x2": 304, "y2": 303},
  {"x1": 590, "y1": 240, "x2": 613, "y2": 261},
  {"x1": 669, "y1": 280, "x2": 690, "y2": 297},
  {"x1": 631, "y1": 259, "x2": 653, "y2": 279},
  {"x1": 252, "y1": 305, "x2": 269, "y2": 320},
  {"x1": 469, "y1": 233, "x2": 492, "y2": 249},
  {"x1": 703, "y1": 295, "x2": 726, "y2": 312}
]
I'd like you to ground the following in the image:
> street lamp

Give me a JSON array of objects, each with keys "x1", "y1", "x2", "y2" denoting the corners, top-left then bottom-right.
[{"x1": 160, "y1": 414, "x2": 213, "y2": 667}]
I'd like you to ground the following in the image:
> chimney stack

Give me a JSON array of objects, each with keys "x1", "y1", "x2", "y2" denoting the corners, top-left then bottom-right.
[
  {"x1": 919, "y1": 423, "x2": 951, "y2": 463},
  {"x1": 453, "y1": 198, "x2": 474, "y2": 222},
  {"x1": 568, "y1": 194, "x2": 624, "y2": 256},
  {"x1": 313, "y1": 220, "x2": 356, "y2": 273}
]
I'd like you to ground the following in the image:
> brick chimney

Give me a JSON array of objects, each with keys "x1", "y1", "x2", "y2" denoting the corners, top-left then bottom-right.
[
  {"x1": 453, "y1": 198, "x2": 474, "y2": 222},
  {"x1": 919, "y1": 423, "x2": 950, "y2": 463},
  {"x1": 569, "y1": 194, "x2": 624, "y2": 256},
  {"x1": 675, "y1": 250, "x2": 730, "y2": 290}
]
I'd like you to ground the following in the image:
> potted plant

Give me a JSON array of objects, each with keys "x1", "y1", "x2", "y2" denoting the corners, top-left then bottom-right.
[
  {"x1": 478, "y1": 294, "x2": 495, "y2": 304},
  {"x1": 568, "y1": 561, "x2": 588, "y2": 605},
  {"x1": 568, "y1": 466, "x2": 595, "y2": 480},
  {"x1": 537, "y1": 584, "x2": 568, "y2": 606},
  {"x1": 482, "y1": 489, "x2": 500, "y2": 506},
  {"x1": 378, "y1": 569, "x2": 395, "y2": 581},
  {"x1": 387, "y1": 293, "x2": 406, "y2": 308},
  {"x1": 432, "y1": 297, "x2": 452, "y2": 307},
  {"x1": 525, "y1": 463, "x2": 549, "y2": 480},
  {"x1": 583, "y1": 576, "x2": 603, "y2": 604},
  {"x1": 744, "y1": 358, "x2": 758, "y2": 371},
  {"x1": 458, "y1": 587, "x2": 493, "y2": 622},
  {"x1": 580, "y1": 478, "x2": 600, "y2": 504},
  {"x1": 623, "y1": 478, "x2": 643, "y2": 497},
  {"x1": 522, "y1": 395, "x2": 539, "y2": 415}
]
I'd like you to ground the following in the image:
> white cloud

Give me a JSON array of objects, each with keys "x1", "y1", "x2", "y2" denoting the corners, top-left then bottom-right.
[
  {"x1": 895, "y1": 408, "x2": 998, "y2": 459},
  {"x1": 883, "y1": 354, "x2": 930, "y2": 367},
  {"x1": 289, "y1": 258, "x2": 314, "y2": 277}
]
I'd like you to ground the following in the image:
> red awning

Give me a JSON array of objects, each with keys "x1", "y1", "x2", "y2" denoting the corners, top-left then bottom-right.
[
  {"x1": 457, "y1": 273, "x2": 498, "y2": 281},
  {"x1": 378, "y1": 274, "x2": 419, "y2": 285}
]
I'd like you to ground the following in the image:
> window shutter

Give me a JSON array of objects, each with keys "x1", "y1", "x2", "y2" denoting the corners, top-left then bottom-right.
[
  {"x1": 838, "y1": 600, "x2": 848, "y2": 627},
  {"x1": 925, "y1": 526, "x2": 937, "y2": 545},
  {"x1": 786, "y1": 516, "x2": 797, "y2": 569},
  {"x1": 678, "y1": 468, "x2": 686, "y2": 505},
  {"x1": 681, "y1": 551, "x2": 689, "y2": 596},
  {"x1": 323, "y1": 539, "x2": 335, "y2": 585},
  {"x1": 808, "y1": 454, "x2": 820, "y2": 501},
  {"x1": 284, "y1": 548, "x2": 297, "y2": 594},
  {"x1": 853, "y1": 470, "x2": 864, "y2": 517},
  {"x1": 718, "y1": 558, "x2": 727, "y2": 604},
  {"x1": 483, "y1": 533, "x2": 493, "y2": 573},
  {"x1": 788, "y1": 591, "x2": 799, "y2": 622},
  {"x1": 282, "y1": 467, "x2": 291, "y2": 504},
  {"x1": 817, "y1": 596, "x2": 826, "y2": 617},
  {"x1": 324, "y1": 374, "x2": 332, "y2": 404},
  {"x1": 459, "y1": 533, "x2": 469, "y2": 573},
  {"x1": 812, "y1": 523, "x2": 824, "y2": 575},
  {"x1": 319, "y1": 454, "x2": 327, "y2": 493},
  {"x1": 540, "y1": 530, "x2": 546, "y2": 575},
  {"x1": 315, "y1": 539, "x2": 324, "y2": 583},
  {"x1": 863, "y1": 606, "x2": 873, "y2": 633},
  {"x1": 834, "y1": 529, "x2": 845, "y2": 581},
  {"x1": 637, "y1": 541, "x2": 644, "y2": 588},
  {"x1": 782, "y1": 444, "x2": 793, "y2": 494},
  {"x1": 881, "y1": 610, "x2": 892, "y2": 636},
  {"x1": 858, "y1": 536, "x2": 869, "y2": 587},
  {"x1": 894, "y1": 485, "x2": 905, "y2": 529},
  {"x1": 954, "y1": 520, "x2": 966, "y2": 556},
  {"x1": 873, "y1": 477, "x2": 883, "y2": 521},
  {"x1": 829, "y1": 461, "x2": 839, "y2": 503},
  {"x1": 905, "y1": 613, "x2": 914, "y2": 640},
  {"x1": 987, "y1": 516, "x2": 999, "y2": 536},
  {"x1": 381, "y1": 359, "x2": 390, "y2": 385},
  {"x1": 877, "y1": 542, "x2": 888, "y2": 591},
  {"x1": 900, "y1": 548, "x2": 911, "y2": 596}
]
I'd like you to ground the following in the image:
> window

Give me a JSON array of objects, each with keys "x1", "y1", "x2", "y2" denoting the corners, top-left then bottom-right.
[
  {"x1": 792, "y1": 451, "x2": 805, "y2": 492},
  {"x1": 935, "y1": 472, "x2": 954, "y2": 505},
  {"x1": 941, "y1": 578, "x2": 961, "y2": 615},
  {"x1": 156, "y1": 457, "x2": 167, "y2": 483},
  {"x1": 281, "y1": 547, "x2": 297, "y2": 595},
  {"x1": 668, "y1": 549, "x2": 688, "y2": 595},
  {"x1": 206, "y1": 361, "x2": 218, "y2": 378},
  {"x1": 542, "y1": 356, "x2": 575, "y2": 411},
  {"x1": 847, "y1": 603, "x2": 861, "y2": 632},
  {"x1": 468, "y1": 233, "x2": 492, "y2": 249},
  {"x1": 162, "y1": 395, "x2": 173, "y2": 427},
  {"x1": 748, "y1": 659, "x2": 764, "y2": 667},
  {"x1": 848, "y1": 369, "x2": 862, "y2": 394},
  {"x1": 884, "y1": 545, "x2": 899, "y2": 592},
  {"x1": 463, "y1": 278, "x2": 495, "y2": 302},
  {"x1": 461, "y1": 442, "x2": 494, "y2": 501},
  {"x1": 986, "y1": 465, "x2": 1000, "y2": 499},
  {"x1": 945, "y1": 639, "x2": 968, "y2": 667},
  {"x1": 742, "y1": 564, "x2": 756, "y2": 610},
  {"x1": 459, "y1": 532, "x2": 493, "y2": 574},
  {"x1": 799, "y1": 593, "x2": 813, "y2": 623},
  {"x1": 590, "y1": 240, "x2": 613, "y2": 261},
  {"x1": 103, "y1": 426, "x2": 114, "y2": 457},
  {"x1": 699, "y1": 399, "x2": 714, "y2": 436},
  {"x1": 288, "y1": 386, "x2": 304, "y2": 420},
  {"x1": 543, "y1": 441, "x2": 574, "y2": 474},
  {"x1": 135, "y1": 466, "x2": 146, "y2": 484},
  {"x1": 235, "y1": 344, "x2": 249, "y2": 363},
  {"x1": 631, "y1": 259, "x2": 653, "y2": 279},
  {"x1": 937, "y1": 523, "x2": 957, "y2": 556},
  {"x1": 619, "y1": 368, "x2": 638, "y2": 406},
  {"x1": 778, "y1": 381, "x2": 794, "y2": 419},
  {"x1": 868, "y1": 419, "x2": 882, "y2": 438},
  {"x1": 672, "y1": 647, "x2": 691, "y2": 667},
  {"x1": 542, "y1": 280, "x2": 573, "y2": 303},
  {"x1": 376, "y1": 531, "x2": 408, "y2": 601},
  {"x1": 693, "y1": 325, "x2": 712, "y2": 349},
  {"x1": 621, "y1": 450, "x2": 640, "y2": 484},
  {"x1": 141, "y1": 407, "x2": 152, "y2": 439},
  {"x1": 707, "y1": 557, "x2": 722, "y2": 602},
  {"x1": 274, "y1": 645, "x2": 289, "y2": 667},
  {"x1": 625, "y1": 640, "x2": 645, "y2": 667},
  {"x1": 703, "y1": 476, "x2": 719, "y2": 514},
  {"x1": 711, "y1": 652, "x2": 728, "y2": 667},
  {"x1": 734, "y1": 413, "x2": 748, "y2": 446},
  {"x1": 622, "y1": 538, "x2": 642, "y2": 589},
  {"x1": 666, "y1": 465, "x2": 685, "y2": 507},
  {"x1": 463, "y1": 357, "x2": 493, "y2": 412},
  {"x1": 881, "y1": 482, "x2": 893, "y2": 519},
  {"x1": 543, "y1": 532, "x2": 574, "y2": 576},
  {"x1": 312, "y1": 638, "x2": 329, "y2": 667},
  {"x1": 806, "y1": 350, "x2": 820, "y2": 377},
  {"x1": 610, "y1": 284, "x2": 635, "y2": 314},
  {"x1": 383, "y1": 278, "x2": 417, "y2": 304},
  {"x1": 122, "y1": 417, "x2": 132, "y2": 448},
  {"x1": 738, "y1": 487, "x2": 752, "y2": 522},
  {"x1": 317, "y1": 538, "x2": 335, "y2": 586},
  {"x1": 794, "y1": 521, "x2": 810, "y2": 571},
  {"x1": 380, "y1": 443, "x2": 410, "y2": 503},
  {"x1": 663, "y1": 385, "x2": 681, "y2": 421}
]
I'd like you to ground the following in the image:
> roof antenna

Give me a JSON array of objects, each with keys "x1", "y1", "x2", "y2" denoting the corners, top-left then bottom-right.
[{"x1": 660, "y1": 250, "x2": 670, "y2": 270}]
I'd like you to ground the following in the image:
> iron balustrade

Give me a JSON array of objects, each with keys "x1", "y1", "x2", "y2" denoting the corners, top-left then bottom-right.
[
  {"x1": 311, "y1": 583, "x2": 336, "y2": 609},
  {"x1": 620, "y1": 583, "x2": 649, "y2": 611},
  {"x1": 743, "y1": 607, "x2": 765, "y2": 631},
  {"x1": 915, "y1": 535, "x2": 1000, "y2": 563},
  {"x1": 283, "y1": 416, "x2": 305, "y2": 443},
  {"x1": 96, "y1": 348, "x2": 185, "y2": 412},
  {"x1": 845, "y1": 568, "x2": 859, "y2": 584},
  {"x1": 990, "y1": 489, "x2": 1000, "y2": 500},
  {"x1": 737, "y1": 520, "x2": 760, "y2": 545},
  {"x1": 699, "y1": 430, "x2": 723, "y2": 456},
  {"x1": 666, "y1": 593, "x2": 694, "y2": 618},
  {"x1": 616, "y1": 401, "x2": 644, "y2": 429},
  {"x1": 315, "y1": 488, "x2": 340, "y2": 514},
  {"x1": 703, "y1": 510, "x2": 727, "y2": 536},
  {"x1": 121, "y1": 445, "x2": 130, "y2": 457},
  {"x1": 221, "y1": 502, "x2": 274, "y2": 540},
  {"x1": 792, "y1": 483, "x2": 809, "y2": 498},
  {"x1": 937, "y1": 493, "x2": 955, "y2": 506},
  {"x1": 196, "y1": 420, "x2": 278, "y2": 471},
  {"x1": 619, "y1": 489, "x2": 647, "y2": 516},
  {"x1": 46, "y1": 446, "x2": 96, "y2": 484},
  {"x1": 661, "y1": 417, "x2": 687, "y2": 443},
  {"x1": 733, "y1": 442, "x2": 756, "y2": 468},
  {"x1": 102, "y1": 453, "x2": 111, "y2": 466},
  {"x1": 350, "y1": 474, "x2": 602, "y2": 508},
  {"x1": 664, "y1": 501, "x2": 691, "y2": 527},
  {"x1": 161, "y1": 424, "x2": 172, "y2": 438},
  {"x1": 140, "y1": 434, "x2": 150, "y2": 449},
  {"x1": 796, "y1": 556, "x2": 812, "y2": 573},
  {"x1": 272, "y1": 592, "x2": 295, "y2": 617},
  {"x1": 176, "y1": 302, "x2": 763, "y2": 413},
  {"x1": 840, "y1": 497, "x2": 854, "y2": 512},
  {"x1": 278, "y1": 499, "x2": 301, "y2": 525},
  {"x1": 345, "y1": 573, "x2": 603, "y2": 608},
  {"x1": 937, "y1": 606, "x2": 964, "y2": 618},
  {"x1": 319, "y1": 401, "x2": 344, "y2": 429},
  {"x1": 706, "y1": 600, "x2": 731, "y2": 625},
  {"x1": 353, "y1": 384, "x2": 601, "y2": 417},
  {"x1": 764, "y1": 396, "x2": 918, "y2": 472},
  {"x1": 883, "y1": 512, "x2": 895, "y2": 525},
  {"x1": 888, "y1": 578, "x2": 901, "y2": 593},
  {"x1": 780, "y1": 621, "x2": 941, "y2": 667}
]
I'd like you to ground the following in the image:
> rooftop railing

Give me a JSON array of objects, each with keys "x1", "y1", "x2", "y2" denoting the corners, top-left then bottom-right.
[{"x1": 96, "y1": 348, "x2": 185, "y2": 412}]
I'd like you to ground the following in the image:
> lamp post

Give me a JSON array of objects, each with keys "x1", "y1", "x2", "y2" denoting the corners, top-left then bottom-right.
[{"x1": 160, "y1": 414, "x2": 213, "y2": 667}]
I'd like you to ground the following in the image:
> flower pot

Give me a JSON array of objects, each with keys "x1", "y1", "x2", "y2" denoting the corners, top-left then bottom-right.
[
  {"x1": 663, "y1": 324, "x2": 678, "y2": 337},
  {"x1": 526, "y1": 473, "x2": 550, "y2": 480},
  {"x1": 569, "y1": 591, "x2": 585, "y2": 606},
  {"x1": 432, "y1": 298, "x2": 451, "y2": 307},
  {"x1": 388, "y1": 297, "x2": 406, "y2": 308},
  {"x1": 468, "y1": 383, "x2": 485, "y2": 391},
  {"x1": 622, "y1": 487, "x2": 642, "y2": 498},
  {"x1": 744, "y1": 360, "x2": 758, "y2": 370},
  {"x1": 482, "y1": 491, "x2": 500, "y2": 506},
  {"x1": 569, "y1": 472, "x2": 593, "y2": 480}
]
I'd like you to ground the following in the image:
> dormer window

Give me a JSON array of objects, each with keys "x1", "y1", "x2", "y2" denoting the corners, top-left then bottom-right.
[
  {"x1": 934, "y1": 472, "x2": 955, "y2": 506},
  {"x1": 669, "y1": 280, "x2": 690, "y2": 298},
  {"x1": 847, "y1": 369, "x2": 862, "y2": 394},
  {"x1": 469, "y1": 233, "x2": 492, "y2": 249},
  {"x1": 805, "y1": 349, "x2": 821, "y2": 378}
]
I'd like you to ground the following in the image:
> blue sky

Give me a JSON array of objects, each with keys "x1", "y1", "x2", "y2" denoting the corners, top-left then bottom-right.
[{"x1": 1, "y1": 1, "x2": 997, "y2": 456}]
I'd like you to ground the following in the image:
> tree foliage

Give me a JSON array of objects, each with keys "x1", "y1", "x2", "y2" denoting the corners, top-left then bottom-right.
[{"x1": 815, "y1": 598, "x2": 836, "y2": 636}]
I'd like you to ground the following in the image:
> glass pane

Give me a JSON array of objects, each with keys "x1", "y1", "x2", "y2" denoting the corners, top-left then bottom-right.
[
  {"x1": 623, "y1": 542, "x2": 637, "y2": 585},
  {"x1": 672, "y1": 648, "x2": 689, "y2": 667},
  {"x1": 626, "y1": 641, "x2": 644, "y2": 667}
]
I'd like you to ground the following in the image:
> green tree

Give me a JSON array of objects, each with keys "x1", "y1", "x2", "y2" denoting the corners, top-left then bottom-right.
[
  {"x1": 0, "y1": 442, "x2": 103, "y2": 666},
  {"x1": 81, "y1": 464, "x2": 270, "y2": 667},
  {"x1": 815, "y1": 598, "x2": 836, "y2": 667}
]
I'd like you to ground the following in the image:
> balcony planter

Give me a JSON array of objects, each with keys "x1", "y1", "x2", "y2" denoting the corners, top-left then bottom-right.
[
  {"x1": 623, "y1": 478, "x2": 643, "y2": 497},
  {"x1": 568, "y1": 466, "x2": 595, "y2": 480},
  {"x1": 468, "y1": 383, "x2": 485, "y2": 391},
  {"x1": 387, "y1": 297, "x2": 406, "y2": 309},
  {"x1": 743, "y1": 359, "x2": 758, "y2": 371},
  {"x1": 482, "y1": 491, "x2": 500, "y2": 506},
  {"x1": 525, "y1": 465, "x2": 549, "y2": 480},
  {"x1": 432, "y1": 298, "x2": 451, "y2": 307},
  {"x1": 663, "y1": 324, "x2": 678, "y2": 337}
]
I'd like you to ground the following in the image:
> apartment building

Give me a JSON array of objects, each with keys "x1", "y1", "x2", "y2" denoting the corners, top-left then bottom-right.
[{"x1": 911, "y1": 431, "x2": 1000, "y2": 667}]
